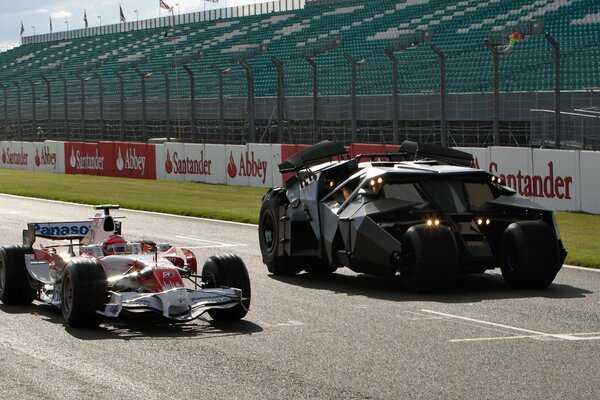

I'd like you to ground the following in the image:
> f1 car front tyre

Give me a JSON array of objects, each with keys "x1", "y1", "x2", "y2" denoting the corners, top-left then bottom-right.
[
  {"x1": 258, "y1": 190, "x2": 302, "y2": 275},
  {"x1": 500, "y1": 221, "x2": 561, "y2": 289},
  {"x1": 61, "y1": 259, "x2": 107, "y2": 329},
  {"x1": 0, "y1": 245, "x2": 36, "y2": 305},
  {"x1": 202, "y1": 254, "x2": 251, "y2": 322},
  {"x1": 400, "y1": 224, "x2": 458, "y2": 292}
]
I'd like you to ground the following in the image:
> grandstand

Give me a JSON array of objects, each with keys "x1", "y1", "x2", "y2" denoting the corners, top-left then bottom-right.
[{"x1": 1, "y1": 0, "x2": 599, "y2": 148}]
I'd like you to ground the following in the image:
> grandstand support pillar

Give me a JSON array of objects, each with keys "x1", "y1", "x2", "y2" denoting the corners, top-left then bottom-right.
[
  {"x1": 271, "y1": 56, "x2": 285, "y2": 144},
  {"x1": 13, "y1": 81, "x2": 22, "y2": 137},
  {"x1": 0, "y1": 84, "x2": 7, "y2": 138},
  {"x1": 343, "y1": 53, "x2": 359, "y2": 143},
  {"x1": 159, "y1": 69, "x2": 172, "y2": 142},
  {"x1": 430, "y1": 44, "x2": 447, "y2": 147},
  {"x1": 182, "y1": 65, "x2": 197, "y2": 142},
  {"x1": 545, "y1": 33, "x2": 561, "y2": 149},
  {"x1": 484, "y1": 40, "x2": 500, "y2": 146},
  {"x1": 94, "y1": 73, "x2": 105, "y2": 141},
  {"x1": 28, "y1": 80, "x2": 37, "y2": 139},
  {"x1": 115, "y1": 71, "x2": 125, "y2": 141},
  {"x1": 59, "y1": 75, "x2": 68, "y2": 137},
  {"x1": 304, "y1": 56, "x2": 319, "y2": 143},
  {"x1": 41, "y1": 75, "x2": 51, "y2": 137},
  {"x1": 136, "y1": 69, "x2": 151, "y2": 142},
  {"x1": 211, "y1": 64, "x2": 227, "y2": 144},
  {"x1": 239, "y1": 60, "x2": 256, "y2": 143},
  {"x1": 384, "y1": 50, "x2": 399, "y2": 145}
]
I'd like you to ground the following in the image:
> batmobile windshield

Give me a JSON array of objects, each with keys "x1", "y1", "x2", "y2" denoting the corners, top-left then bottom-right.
[{"x1": 360, "y1": 174, "x2": 499, "y2": 214}]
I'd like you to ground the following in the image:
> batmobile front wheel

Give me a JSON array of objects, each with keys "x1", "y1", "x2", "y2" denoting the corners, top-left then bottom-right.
[
  {"x1": 0, "y1": 245, "x2": 36, "y2": 305},
  {"x1": 202, "y1": 254, "x2": 251, "y2": 322},
  {"x1": 400, "y1": 224, "x2": 459, "y2": 292},
  {"x1": 258, "y1": 191, "x2": 301, "y2": 275},
  {"x1": 500, "y1": 221, "x2": 561, "y2": 289},
  {"x1": 61, "y1": 259, "x2": 107, "y2": 329}
]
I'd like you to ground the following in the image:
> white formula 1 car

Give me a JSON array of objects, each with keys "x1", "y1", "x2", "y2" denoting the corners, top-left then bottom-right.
[{"x1": 0, "y1": 205, "x2": 251, "y2": 328}]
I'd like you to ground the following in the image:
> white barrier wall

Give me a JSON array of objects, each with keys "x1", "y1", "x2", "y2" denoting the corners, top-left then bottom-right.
[
  {"x1": 1, "y1": 141, "x2": 65, "y2": 173},
  {"x1": 580, "y1": 151, "x2": 600, "y2": 214}
]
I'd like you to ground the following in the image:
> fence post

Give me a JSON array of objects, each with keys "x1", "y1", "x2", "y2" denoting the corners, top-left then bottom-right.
[
  {"x1": 28, "y1": 79, "x2": 38, "y2": 139},
  {"x1": 159, "y1": 68, "x2": 172, "y2": 142},
  {"x1": 13, "y1": 81, "x2": 22, "y2": 138},
  {"x1": 304, "y1": 56, "x2": 319, "y2": 143},
  {"x1": 343, "y1": 53, "x2": 365, "y2": 144},
  {"x1": 115, "y1": 71, "x2": 125, "y2": 141},
  {"x1": 182, "y1": 65, "x2": 197, "y2": 142},
  {"x1": 430, "y1": 44, "x2": 447, "y2": 147},
  {"x1": 59, "y1": 75, "x2": 68, "y2": 137},
  {"x1": 136, "y1": 69, "x2": 151, "y2": 142},
  {"x1": 211, "y1": 64, "x2": 229, "y2": 144},
  {"x1": 76, "y1": 72, "x2": 88, "y2": 142},
  {"x1": 239, "y1": 60, "x2": 256, "y2": 143},
  {"x1": 384, "y1": 50, "x2": 399, "y2": 145},
  {"x1": 0, "y1": 84, "x2": 6, "y2": 138},
  {"x1": 271, "y1": 56, "x2": 285, "y2": 144},
  {"x1": 41, "y1": 74, "x2": 51, "y2": 137},
  {"x1": 545, "y1": 33, "x2": 561, "y2": 149},
  {"x1": 484, "y1": 40, "x2": 500, "y2": 146}
]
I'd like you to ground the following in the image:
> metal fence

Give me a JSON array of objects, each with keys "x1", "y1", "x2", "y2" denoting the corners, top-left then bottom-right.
[{"x1": 2, "y1": 35, "x2": 599, "y2": 149}]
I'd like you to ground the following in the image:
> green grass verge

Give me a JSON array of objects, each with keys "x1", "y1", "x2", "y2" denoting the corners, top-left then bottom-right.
[
  {"x1": 0, "y1": 169, "x2": 264, "y2": 224},
  {"x1": 0, "y1": 169, "x2": 597, "y2": 268}
]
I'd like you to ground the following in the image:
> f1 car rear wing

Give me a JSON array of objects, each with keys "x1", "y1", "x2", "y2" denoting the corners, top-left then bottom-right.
[{"x1": 22, "y1": 204, "x2": 122, "y2": 246}]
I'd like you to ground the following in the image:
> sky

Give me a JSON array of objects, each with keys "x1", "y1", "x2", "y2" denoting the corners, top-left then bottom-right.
[{"x1": 0, "y1": 0, "x2": 270, "y2": 51}]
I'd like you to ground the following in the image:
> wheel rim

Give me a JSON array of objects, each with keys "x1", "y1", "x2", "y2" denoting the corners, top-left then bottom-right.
[
  {"x1": 63, "y1": 275, "x2": 73, "y2": 313},
  {"x1": 261, "y1": 210, "x2": 275, "y2": 251}
]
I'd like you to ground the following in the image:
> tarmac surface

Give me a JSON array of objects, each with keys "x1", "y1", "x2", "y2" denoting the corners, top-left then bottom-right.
[{"x1": 0, "y1": 194, "x2": 598, "y2": 399}]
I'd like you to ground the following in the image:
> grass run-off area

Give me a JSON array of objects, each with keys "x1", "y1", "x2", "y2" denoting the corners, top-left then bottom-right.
[{"x1": 0, "y1": 169, "x2": 597, "y2": 269}]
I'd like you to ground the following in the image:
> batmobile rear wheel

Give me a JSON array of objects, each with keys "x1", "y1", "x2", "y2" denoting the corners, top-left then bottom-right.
[
  {"x1": 0, "y1": 245, "x2": 36, "y2": 305},
  {"x1": 61, "y1": 259, "x2": 107, "y2": 329},
  {"x1": 500, "y1": 221, "x2": 561, "y2": 289},
  {"x1": 400, "y1": 225, "x2": 458, "y2": 292},
  {"x1": 258, "y1": 191, "x2": 302, "y2": 275},
  {"x1": 202, "y1": 254, "x2": 251, "y2": 322}
]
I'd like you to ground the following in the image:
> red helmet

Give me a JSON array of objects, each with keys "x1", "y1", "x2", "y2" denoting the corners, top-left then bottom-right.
[{"x1": 102, "y1": 235, "x2": 127, "y2": 255}]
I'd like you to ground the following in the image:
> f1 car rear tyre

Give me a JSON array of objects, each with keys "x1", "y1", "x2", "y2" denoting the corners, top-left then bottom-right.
[
  {"x1": 202, "y1": 254, "x2": 251, "y2": 322},
  {"x1": 61, "y1": 259, "x2": 107, "y2": 328},
  {"x1": 258, "y1": 190, "x2": 302, "y2": 275},
  {"x1": 400, "y1": 224, "x2": 458, "y2": 292},
  {"x1": 500, "y1": 221, "x2": 561, "y2": 289},
  {"x1": 0, "y1": 245, "x2": 36, "y2": 305}
]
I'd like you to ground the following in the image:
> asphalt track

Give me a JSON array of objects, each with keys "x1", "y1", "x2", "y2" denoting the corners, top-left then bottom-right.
[{"x1": 0, "y1": 194, "x2": 598, "y2": 400}]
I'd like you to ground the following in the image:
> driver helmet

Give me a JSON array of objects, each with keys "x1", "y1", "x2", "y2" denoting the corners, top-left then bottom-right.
[{"x1": 102, "y1": 235, "x2": 127, "y2": 255}]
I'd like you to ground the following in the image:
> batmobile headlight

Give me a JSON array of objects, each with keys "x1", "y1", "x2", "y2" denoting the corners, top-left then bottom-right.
[
  {"x1": 426, "y1": 218, "x2": 440, "y2": 226},
  {"x1": 475, "y1": 218, "x2": 491, "y2": 226},
  {"x1": 328, "y1": 180, "x2": 335, "y2": 188}
]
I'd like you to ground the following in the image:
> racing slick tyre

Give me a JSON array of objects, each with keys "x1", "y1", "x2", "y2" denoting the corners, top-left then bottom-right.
[
  {"x1": 61, "y1": 259, "x2": 107, "y2": 329},
  {"x1": 400, "y1": 224, "x2": 459, "y2": 292},
  {"x1": 203, "y1": 254, "x2": 251, "y2": 322},
  {"x1": 500, "y1": 221, "x2": 561, "y2": 289},
  {"x1": 258, "y1": 190, "x2": 302, "y2": 275},
  {"x1": 0, "y1": 245, "x2": 36, "y2": 305}
]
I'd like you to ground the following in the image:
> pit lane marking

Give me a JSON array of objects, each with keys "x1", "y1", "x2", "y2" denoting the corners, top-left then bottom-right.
[
  {"x1": 176, "y1": 235, "x2": 248, "y2": 249},
  {"x1": 422, "y1": 309, "x2": 600, "y2": 342}
]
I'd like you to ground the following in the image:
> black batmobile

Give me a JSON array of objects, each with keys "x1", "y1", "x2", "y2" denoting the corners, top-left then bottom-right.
[{"x1": 258, "y1": 141, "x2": 567, "y2": 291}]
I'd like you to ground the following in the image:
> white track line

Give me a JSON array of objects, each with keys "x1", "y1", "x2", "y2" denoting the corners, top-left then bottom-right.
[
  {"x1": 422, "y1": 309, "x2": 600, "y2": 341},
  {"x1": 176, "y1": 235, "x2": 247, "y2": 248}
]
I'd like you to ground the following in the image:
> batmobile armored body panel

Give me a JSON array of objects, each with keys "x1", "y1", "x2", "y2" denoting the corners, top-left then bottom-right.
[{"x1": 258, "y1": 141, "x2": 567, "y2": 291}]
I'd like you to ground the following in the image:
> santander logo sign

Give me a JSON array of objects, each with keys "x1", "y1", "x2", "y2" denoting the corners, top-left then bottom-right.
[
  {"x1": 2, "y1": 146, "x2": 28, "y2": 166},
  {"x1": 69, "y1": 147, "x2": 105, "y2": 171},
  {"x1": 227, "y1": 150, "x2": 268, "y2": 183},
  {"x1": 164, "y1": 149, "x2": 212, "y2": 176}
]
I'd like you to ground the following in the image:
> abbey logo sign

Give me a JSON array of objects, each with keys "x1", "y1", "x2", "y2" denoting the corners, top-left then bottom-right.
[{"x1": 227, "y1": 150, "x2": 269, "y2": 184}]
